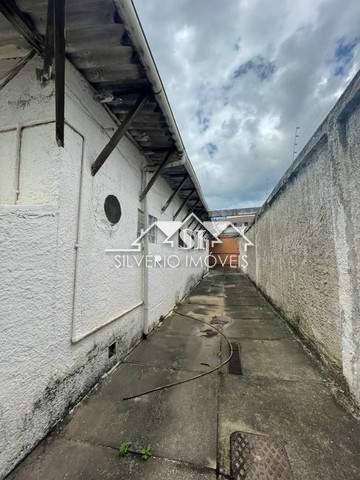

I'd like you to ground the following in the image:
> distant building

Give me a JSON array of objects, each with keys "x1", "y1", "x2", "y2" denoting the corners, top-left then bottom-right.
[
  {"x1": 209, "y1": 207, "x2": 259, "y2": 231},
  {"x1": 208, "y1": 208, "x2": 258, "y2": 268}
]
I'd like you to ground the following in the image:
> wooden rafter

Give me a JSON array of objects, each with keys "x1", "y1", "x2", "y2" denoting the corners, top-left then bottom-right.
[
  {"x1": 0, "y1": 0, "x2": 43, "y2": 54},
  {"x1": 0, "y1": 0, "x2": 68, "y2": 146},
  {"x1": 92, "y1": 93, "x2": 149, "y2": 175},
  {"x1": 139, "y1": 148, "x2": 176, "y2": 201},
  {"x1": 173, "y1": 189, "x2": 195, "y2": 220},
  {"x1": 0, "y1": 50, "x2": 35, "y2": 91},
  {"x1": 42, "y1": 0, "x2": 55, "y2": 82},
  {"x1": 161, "y1": 175, "x2": 188, "y2": 213},
  {"x1": 181, "y1": 200, "x2": 200, "y2": 221}
]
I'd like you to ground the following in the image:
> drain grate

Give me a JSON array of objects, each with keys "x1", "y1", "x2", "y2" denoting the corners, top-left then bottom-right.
[
  {"x1": 230, "y1": 431, "x2": 293, "y2": 479},
  {"x1": 228, "y1": 342, "x2": 242, "y2": 375}
]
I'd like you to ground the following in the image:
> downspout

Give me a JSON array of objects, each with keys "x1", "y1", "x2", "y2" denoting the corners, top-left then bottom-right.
[
  {"x1": 14, "y1": 125, "x2": 22, "y2": 203},
  {"x1": 114, "y1": 0, "x2": 208, "y2": 212},
  {"x1": 141, "y1": 167, "x2": 150, "y2": 337}
]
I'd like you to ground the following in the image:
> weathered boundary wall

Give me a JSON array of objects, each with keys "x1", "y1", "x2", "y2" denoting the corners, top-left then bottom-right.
[{"x1": 241, "y1": 70, "x2": 360, "y2": 406}]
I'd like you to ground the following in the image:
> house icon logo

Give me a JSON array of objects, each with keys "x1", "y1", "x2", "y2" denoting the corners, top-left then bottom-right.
[{"x1": 105, "y1": 213, "x2": 254, "y2": 253}]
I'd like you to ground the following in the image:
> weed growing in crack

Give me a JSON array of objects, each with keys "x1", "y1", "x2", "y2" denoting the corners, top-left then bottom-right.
[
  {"x1": 140, "y1": 446, "x2": 152, "y2": 461},
  {"x1": 118, "y1": 441, "x2": 132, "y2": 457}
]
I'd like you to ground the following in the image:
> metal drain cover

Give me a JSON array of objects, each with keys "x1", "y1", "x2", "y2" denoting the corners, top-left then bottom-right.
[{"x1": 230, "y1": 432, "x2": 293, "y2": 479}]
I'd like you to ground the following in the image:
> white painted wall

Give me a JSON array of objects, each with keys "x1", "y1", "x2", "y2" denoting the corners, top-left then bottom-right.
[
  {"x1": 146, "y1": 177, "x2": 207, "y2": 328},
  {"x1": 243, "y1": 71, "x2": 360, "y2": 406},
  {"x1": 0, "y1": 57, "x2": 206, "y2": 478}
]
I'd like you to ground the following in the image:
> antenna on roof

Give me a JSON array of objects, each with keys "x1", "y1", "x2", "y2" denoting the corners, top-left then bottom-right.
[{"x1": 293, "y1": 125, "x2": 300, "y2": 160}]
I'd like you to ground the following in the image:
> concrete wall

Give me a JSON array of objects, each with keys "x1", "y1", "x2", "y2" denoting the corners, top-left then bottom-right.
[
  {"x1": 0, "y1": 57, "x2": 206, "y2": 478},
  {"x1": 242, "y1": 70, "x2": 360, "y2": 406}
]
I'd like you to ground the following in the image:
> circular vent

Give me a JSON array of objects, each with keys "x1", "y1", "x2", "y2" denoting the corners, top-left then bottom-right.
[{"x1": 104, "y1": 195, "x2": 121, "y2": 225}]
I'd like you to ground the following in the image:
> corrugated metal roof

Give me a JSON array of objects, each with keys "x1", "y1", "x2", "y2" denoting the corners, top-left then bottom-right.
[{"x1": 0, "y1": 0, "x2": 207, "y2": 216}]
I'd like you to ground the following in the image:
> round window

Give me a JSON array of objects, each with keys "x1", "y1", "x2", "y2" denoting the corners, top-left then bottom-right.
[{"x1": 104, "y1": 195, "x2": 121, "y2": 225}]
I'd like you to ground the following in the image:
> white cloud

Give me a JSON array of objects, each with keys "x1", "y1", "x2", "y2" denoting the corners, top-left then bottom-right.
[{"x1": 134, "y1": 0, "x2": 360, "y2": 208}]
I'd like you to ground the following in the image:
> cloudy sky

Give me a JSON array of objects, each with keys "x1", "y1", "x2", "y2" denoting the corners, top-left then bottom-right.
[{"x1": 134, "y1": 0, "x2": 360, "y2": 209}]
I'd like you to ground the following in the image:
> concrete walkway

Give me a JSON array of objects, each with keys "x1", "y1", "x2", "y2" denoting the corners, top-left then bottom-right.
[{"x1": 8, "y1": 272, "x2": 360, "y2": 479}]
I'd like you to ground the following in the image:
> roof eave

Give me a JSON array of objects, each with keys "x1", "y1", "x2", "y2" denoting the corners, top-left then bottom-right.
[{"x1": 114, "y1": 0, "x2": 208, "y2": 214}]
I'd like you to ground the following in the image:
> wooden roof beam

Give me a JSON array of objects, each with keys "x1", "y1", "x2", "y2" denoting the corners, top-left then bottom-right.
[
  {"x1": 139, "y1": 148, "x2": 176, "y2": 201},
  {"x1": 0, "y1": 0, "x2": 67, "y2": 146},
  {"x1": 41, "y1": 0, "x2": 54, "y2": 82},
  {"x1": 161, "y1": 175, "x2": 188, "y2": 213},
  {"x1": 173, "y1": 189, "x2": 195, "y2": 220},
  {"x1": 0, "y1": 0, "x2": 44, "y2": 54},
  {"x1": 92, "y1": 92, "x2": 149, "y2": 175},
  {"x1": 181, "y1": 200, "x2": 200, "y2": 221}
]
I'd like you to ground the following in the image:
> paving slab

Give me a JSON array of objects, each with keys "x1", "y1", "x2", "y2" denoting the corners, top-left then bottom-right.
[
  {"x1": 225, "y1": 296, "x2": 266, "y2": 305},
  {"x1": 156, "y1": 313, "x2": 204, "y2": 337},
  {"x1": 7, "y1": 271, "x2": 360, "y2": 480},
  {"x1": 223, "y1": 284, "x2": 255, "y2": 291},
  {"x1": 225, "y1": 304, "x2": 278, "y2": 319},
  {"x1": 176, "y1": 303, "x2": 222, "y2": 320},
  {"x1": 224, "y1": 282, "x2": 256, "y2": 288},
  {"x1": 221, "y1": 278, "x2": 253, "y2": 286},
  {"x1": 225, "y1": 296, "x2": 269, "y2": 306},
  {"x1": 222, "y1": 317, "x2": 292, "y2": 340},
  {"x1": 225, "y1": 292, "x2": 264, "y2": 300},
  {"x1": 189, "y1": 284, "x2": 224, "y2": 297},
  {"x1": 8, "y1": 437, "x2": 216, "y2": 480},
  {"x1": 225, "y1": 338, "x2": 322, "y2": 381},
  {"x1": 157, "y1": 312, "x2": 226, "y2": 338},
  {"x1": 61, "y1": 363, "x2": 218, "y2": 469},
  {"x1": 186, "y1": 295, "x2": 224, "y2": 306},
  {"x1": 218, "y1": 375, "x2": 360, "y2": 479},
  {"x1": 224, "y1": 283, "x2": 260, "y2": 291},
  {"x1": 126, "y1": 332, "x2": 220, "y2": 372},
  {"x1": 223, "y1": 277, "x2": 254, "y2": 282}
]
